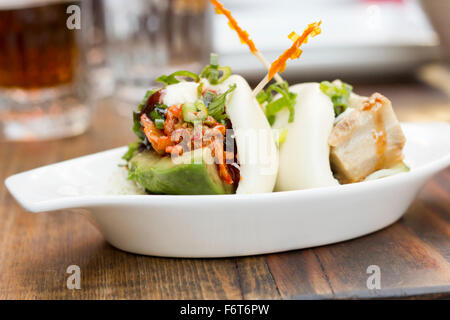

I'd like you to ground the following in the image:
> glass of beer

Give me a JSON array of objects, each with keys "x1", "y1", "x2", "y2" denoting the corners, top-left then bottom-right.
[{"x1": 0, "y1": 0, "x2": 92, "y2": 141}]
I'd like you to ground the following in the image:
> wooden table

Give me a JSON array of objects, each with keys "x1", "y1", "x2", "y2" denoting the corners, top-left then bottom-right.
[{"x1": 0, "y1": 81, "x2": 449, "y2": 299}]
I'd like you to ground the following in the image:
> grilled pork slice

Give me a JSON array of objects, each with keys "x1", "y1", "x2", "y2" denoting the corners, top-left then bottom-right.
[{"x1": 328, "y1": 93, "x2": 406, "y2": 183}]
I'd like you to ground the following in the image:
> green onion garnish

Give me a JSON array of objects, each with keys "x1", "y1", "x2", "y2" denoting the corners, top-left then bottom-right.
[
  {"x1": 148, "y1": 104, "x2": 168, "y2": 129},
  {"x1": 207, "y1": 84, "x2": 236, "y2": 123},
  {"x1": 156, "y1": 70, "x2": 200, "y2": 86},
  {"x1": 258, "y1": 82, "x2": 297, "y2": 126},
  {"x1": 182, "y1": 100, "x2": 209, "y2": 123},
  {"x1": 201, "y1": 53, "x2": 232, "y2": 85},
  {"x1": 122, "y1": 141, "x2": 140, "y2": 161},
  {"x1": 319, "y1": 80, "x2": 353, "y2": 117},
  {"x1": 154, "y1": 118, "x2": 165, "y2": 129},
  {"x1": 210, "y1": 53, "x2": 219, "y2": 67}
]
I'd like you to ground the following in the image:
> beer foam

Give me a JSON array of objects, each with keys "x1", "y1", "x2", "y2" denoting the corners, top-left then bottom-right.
[{"x1": 0, "y1": 0, "x2": 76, "y2": 10}]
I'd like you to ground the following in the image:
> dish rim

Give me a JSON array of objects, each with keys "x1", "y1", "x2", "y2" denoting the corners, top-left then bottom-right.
[
  {"x1": 5, "y1": 147, "x2": 449, "y2": 208},
  {"x1": 4, "y1": 122, "x2": 450, "y2": 211}
]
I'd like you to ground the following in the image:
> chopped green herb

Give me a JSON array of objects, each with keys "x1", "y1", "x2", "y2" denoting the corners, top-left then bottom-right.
[
  {"x1": 258, "y1": 82, "x2": 297, "y2": 126},
  {"x1": 201, "y1": 53, "x2": 232, "y2": 85},
  {"x1": 138, "y1": 89, "x2": 158, "y2": 112},
  {"x1": 319, "y1": 80, "x2": 353, "y2": 117},
  {"x1": 278, "y1": 128, "x2": 288, "y2": 145},
  {"x1": 132, "y1": 111, "x2": 145, "y2": 140},
  {"x1": 197, "y1": 82, "x2": 204, "y2": 98},
  {"x1": 147, "y1": 104, "x2": 167, "y2": 130},
  {"x1": 202, "y1": 90, "x2": 217, "y2": 108},
  {"x1": 207, "y1": 84, "x2": 236, "y2": 123},
  {"x1": 182, "y1": 100, "x2": 208, "y2": 123},
  {"x1": 154, "y1": 118, "x2": 165, "y2": 129},
  {"x1": 122, "y1": 141, "x2": 140, "y2": 161},
  {"x1": 156, "y1": 70, "x2": 200, "y2": 86},
  {"x1": 210, "y1": 53, "x2": 219, "y2": 67},
  {"x1": 274, "y1": 128, "x2": 288, "y2": 147},
  {"x1": 133, "y1": 95, "x2": 167, "y2": 140},
  {"x1": 256, "y1": 90, "x2": 271, "y2": 105},
  {"x1": 133, "y1": 89, "x2": 159, "y2": 140}
]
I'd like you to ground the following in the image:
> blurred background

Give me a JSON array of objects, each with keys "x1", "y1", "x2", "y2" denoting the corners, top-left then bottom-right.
[{"x1": 0, "y1": 0, "x2": 448, "y2": 141}]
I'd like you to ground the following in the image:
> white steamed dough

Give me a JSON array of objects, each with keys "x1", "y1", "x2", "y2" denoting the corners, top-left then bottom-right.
[
  {"x1": 162, "y1": 82, "x2": 199, "y2": 107},
  {"x1": 206, "y1": 75, "x2": 279, "y2": 194},
  {"x1": 272, "y1": 82, "x2": 338, "y2": 191}
]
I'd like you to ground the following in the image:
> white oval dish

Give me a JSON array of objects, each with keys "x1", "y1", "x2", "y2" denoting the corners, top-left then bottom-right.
[{"x1": 5, "y1": 123, "x2": 450, "y2": 258}]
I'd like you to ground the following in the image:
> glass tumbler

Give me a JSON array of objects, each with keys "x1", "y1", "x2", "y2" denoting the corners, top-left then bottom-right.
[
  {"x1": 103, "y1": 0, "x2": 211, "y2": 104},
  {"x1": 0, "y1": 0, "x2": 92, "y2": 141}
]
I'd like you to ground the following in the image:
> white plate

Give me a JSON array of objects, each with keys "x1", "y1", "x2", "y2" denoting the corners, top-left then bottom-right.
[{"x1": 5, "y1": 123, "x2": 450, "y2": 258}]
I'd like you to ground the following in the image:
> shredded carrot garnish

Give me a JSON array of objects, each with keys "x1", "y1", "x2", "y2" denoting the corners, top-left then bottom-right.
[
  {"x1": 268, "y1": 21, "x2": 322, "y2": 81},
  {"x1": 210, "y1": 0, "x2": 258, "y2": 53}
]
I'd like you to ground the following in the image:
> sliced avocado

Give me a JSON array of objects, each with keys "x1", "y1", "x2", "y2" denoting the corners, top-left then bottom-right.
[{"x1": 128, "y1": 149, "x2": 234, "y2": 195}]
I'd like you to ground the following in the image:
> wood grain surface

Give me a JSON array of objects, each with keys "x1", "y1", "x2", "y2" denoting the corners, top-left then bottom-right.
[{"x1": 0, "y1": 82, "x2": 449, "y2": 299}]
